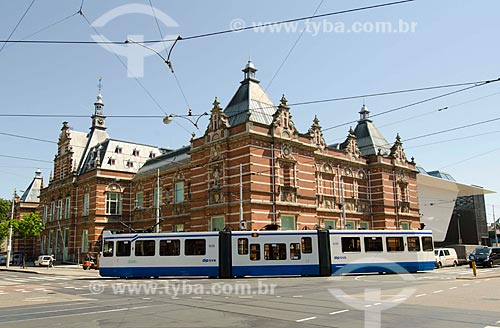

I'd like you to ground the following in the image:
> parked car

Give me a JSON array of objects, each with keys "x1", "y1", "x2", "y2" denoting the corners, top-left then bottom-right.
[
  {"x1": 34, "y1": 255, "x2": 52, "y2": 267},
  {"x1": 0, "y1": 254, "x2": 6, "y2": 266},
  {"x1": 10, "y1": 253, "x2": 23, "y2": 266},
  {"x1": 468, "y1": 247, "x2": 500, "y2": 268},
  {"x1": 434, "y1": 248, "x2": 459, "y2": 268}
]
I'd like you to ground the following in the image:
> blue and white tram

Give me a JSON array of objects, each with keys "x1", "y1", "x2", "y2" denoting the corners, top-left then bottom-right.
[
  {"x1": 99, "y1": 231, "x2": 220, "y2": 278},
  {"x1": 99, "y1": 229, "x2": 435, "y2": 278},
  {"x1": 328, "y1": 230, "x2": 435, "y2": 274}
]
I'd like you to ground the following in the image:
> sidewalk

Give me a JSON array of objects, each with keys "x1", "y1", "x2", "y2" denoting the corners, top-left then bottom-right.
[{"x1": 0, "y1": 263, "x2": 101, "y2": 277}]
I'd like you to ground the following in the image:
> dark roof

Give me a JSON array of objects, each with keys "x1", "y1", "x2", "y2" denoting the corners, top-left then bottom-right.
[{"x1": 353, "y1": 105, "x2": 391, "y2": 157}]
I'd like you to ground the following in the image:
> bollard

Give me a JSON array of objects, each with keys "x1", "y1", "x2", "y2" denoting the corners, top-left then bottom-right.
[{"x1": 472, "y1": 261, "x2": 477, "y2": 277}]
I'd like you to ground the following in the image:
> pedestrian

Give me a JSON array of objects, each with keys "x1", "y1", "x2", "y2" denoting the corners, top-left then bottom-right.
[{"x1": 48, "y1": 254, "x2": 55, "y2": 269}]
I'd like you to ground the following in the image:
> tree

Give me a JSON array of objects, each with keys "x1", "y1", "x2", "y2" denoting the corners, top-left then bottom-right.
[
  {"x1": 0, "y1": 198, "x2": 11, "y2": 221},
  {"x1": 15, "y1": 212, "x2": 44, "y2": 268},
  {"x1": 0, "y1": 199, "x2": 13, "y2": 243}
]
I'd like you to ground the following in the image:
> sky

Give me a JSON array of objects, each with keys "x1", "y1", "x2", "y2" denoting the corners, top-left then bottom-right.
[{"x1": 1, "y1": 0, "x2": 499, "y2": 223}]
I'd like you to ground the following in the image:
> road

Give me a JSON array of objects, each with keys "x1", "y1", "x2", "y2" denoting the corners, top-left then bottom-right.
[{"x1": 0, "y1": 265, "x2": 499, "y2": 328}]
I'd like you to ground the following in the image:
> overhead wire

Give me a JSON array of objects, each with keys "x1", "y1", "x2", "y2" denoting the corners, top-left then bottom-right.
[
  {"x1": 0, "y1": 0, "x2": 36, "y2": 55},
  {"x1": 0, "y1": 0, "x2": 415, "y2": 46}
]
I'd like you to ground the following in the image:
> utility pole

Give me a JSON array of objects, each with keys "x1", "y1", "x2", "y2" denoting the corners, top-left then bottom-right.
[
  {"x1": 239, "y1": 163, "x2": 244, "y2": 230},
  {"x1": 6, "y1": 189, "x2": 15, "y2": 269},
  {"x1": 457, "y1": 213, "x2": 462, "y2": 244},
  {"x1": 493, "y1": 205, "x2": 498, "y2": 247},
  {"x1": 156, "y1": 168, "x2": 160, "y2": 233}
]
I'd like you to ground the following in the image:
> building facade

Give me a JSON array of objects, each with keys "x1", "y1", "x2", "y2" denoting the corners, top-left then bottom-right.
[
  {"x1": 35, "y1": 61, "x2": 423, "y2": 261},
  {"x1": 131, "y1": 61, "x2": 420, "y2": 234},
  {"x1": 38, "y1": 90, "x2": 164, "y2": 262}
]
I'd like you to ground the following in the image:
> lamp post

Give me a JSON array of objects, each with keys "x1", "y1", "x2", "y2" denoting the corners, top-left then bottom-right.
[
  {"x1": 162, "y1": 112, "x2": 208, "y2": 130},
  {"x1": 6, "y1": 189, "x2": 16, "y2": 269}
]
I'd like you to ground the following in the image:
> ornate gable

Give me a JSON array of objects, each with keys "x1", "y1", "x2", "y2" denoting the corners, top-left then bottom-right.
[
  {"x1": 272, "y1": 95, "x2": 298, "y2": 140},
  {"x1": 205, "y1": 97, "x2": 230, "y2": 142},
  {"x1": 340, "y1": 127, "x2": 361, "y2": 161},
  {"x1": 390, "y1": 134, "x2": 408, "y2": 165},
  {"x1": 308, "y1": 115, "x2": 327, "y2": 150}
]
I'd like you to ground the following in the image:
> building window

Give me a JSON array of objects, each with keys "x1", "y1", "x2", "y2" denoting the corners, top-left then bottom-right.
[
  {"x1": 108, "y1": 158, "x2": 116, "y2": 166},
  {"x1": 41, "y1": 235, "x2": 46, "y2": 254},
  {"x1": 153, "y1": 187, "x2": 162, "y2": 209},
  {"x1": 401, "y1": 222, "x2": 410, "y2": 230},
  {"x1": 106, "y1": 192, "x2": 122, "y2": 215},
  {"x1": 83, "y1": 193, "x2": 90, "y2": 216},
  {"x1": 56, "y1": 199, "x2": 63, "y2": 220},
  {"x1": 42, "y1": 205, "x2": 48, "y2": 224},
  {"x1": 81, "y1": 230, "x2": 88, "y2": 253},
  {"x1": 324, "y1": 220, "x2": 336, "y2": 229},
  {"x1": 48, "y1": 231, "x2": 52, "y2": 252},
  {"x1": 64, "y1": 197, "x2": 71, "y2": 219},
  {"x1": 359, "y1": 222, "x2": 369, "y2": 230},
  {"x1": 132, "y1": 149, "x2": 140, "y2": 157},
  {"x1": 173, "y1": 224, "x2": 184, "y2": 232},
  {"x1": 115, "y1": 146, "x2": 122, "y2": 154},
  {"x1": 64, "y1": 228, "x2": 70, "y2": 248},
  {"x1": 149, "y1": 151, "x2": 156, "y2": 159},
  {"x1": 50, "y1": 201, "x2": 55, "y2": 222},
  {"x1": 280, "y1": 215, "x2": 296, "y2": 230},
  {"x1": 174, "y1": 181, "x2": 184, "y2": 203},
  {"x1": 345, "y1": 221, "x2": 355, "y2": 230},
  {"x1": 210, "y1": 216, "x2": 225, "y2": 231},
  {"x1": 135, "y1": 192, "x2": 143, "y2": 209}
]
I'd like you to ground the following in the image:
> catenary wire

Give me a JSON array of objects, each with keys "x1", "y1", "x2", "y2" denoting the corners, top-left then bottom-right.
[
  {"x1": 0, "y1": 0, "x2": 36, "y2": 54},
  {"x1": 0, "y1": 0, "x2": 414, "y2": 45}
]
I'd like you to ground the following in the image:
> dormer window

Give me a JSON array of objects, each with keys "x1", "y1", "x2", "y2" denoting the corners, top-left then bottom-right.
[
  {"x1": 133, "y1": 149, "x2": 140, "y2": 157},
  {"x1": 115, "y1": 146, "x2": 122, "y2": 154},
  {"x1": 125, "y1": 160, "x2": 135, "y2": 168},
  {"x1": 108, "y1": 158, "x2": 116, "y2": 166},
  {"x1": 149, "y1": 151, "x2": 156, "y2": 159}
]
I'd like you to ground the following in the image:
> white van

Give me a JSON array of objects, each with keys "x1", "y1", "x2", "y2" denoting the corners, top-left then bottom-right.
[{"x1": 434, "y1": 248, "x2": 458, "y2": 268}]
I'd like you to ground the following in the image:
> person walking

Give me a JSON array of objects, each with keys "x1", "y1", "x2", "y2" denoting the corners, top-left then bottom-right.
[{"x1": 48, "y1": 254, "x2": 55, "y2": 269}]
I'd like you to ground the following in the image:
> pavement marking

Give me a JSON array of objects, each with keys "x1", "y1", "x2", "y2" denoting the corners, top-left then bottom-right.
[
  {"x1": 330, "y1": 309, "x2": 349, "y2": 315},
  {"x1": 373, "y1": 303, "x2": 381, "y2": 306},
  {"x1": 292, "y1": 295, "x2": 303, "y2": 298},
  {"x1": 449, "y1": 287, "x2": 457, "y2": 290},
  {"x1": 296, "y1": 316, "x2": 317, "y2": 322},
  {"x1": 462, "y1": 283, "x2": 470, "y2": 286},
  {"x1": 483, "y1": 326, "x2": 500, "y2": 328},
  {"x1": 433, "y1": 290, "x2": 443, "y2": 294},
  {"x1": 365, "y1": 305, "x2": 372, "y2": 308}
]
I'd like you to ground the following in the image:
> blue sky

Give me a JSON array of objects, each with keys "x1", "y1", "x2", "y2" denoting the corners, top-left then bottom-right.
[{"x1": 1, "y1": 0, "x2": 500, "y2": 222}]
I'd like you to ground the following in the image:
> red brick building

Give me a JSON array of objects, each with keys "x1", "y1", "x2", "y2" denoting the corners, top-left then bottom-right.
[
  {"x1": 132, "y1": 61, "x2": 420, "y2": 234},
  {"x1": 36, "y1": 62, "x2": 420, "y2": 262}
]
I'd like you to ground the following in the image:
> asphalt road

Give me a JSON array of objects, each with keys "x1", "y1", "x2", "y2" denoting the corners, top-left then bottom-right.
[{"x1": 0, "y1": 265, "x2": 499, "y2": 328}]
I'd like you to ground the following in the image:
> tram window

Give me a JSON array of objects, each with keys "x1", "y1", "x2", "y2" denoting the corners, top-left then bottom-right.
[
  {"x1": 185, "y1": 239, "x2": 206, "y2": 256},
  {"x1": 290, "y1": 243, "x2": 301, "y2": 260},
  {"x1": 103, "y1": 240, "x2": 114, "y2": 257},
  {"x1": 341, "y1": 237, "x2": 361, "y2": 252},
  {"x1": 116, "y1": 241, "x2": 131, "y2": 257},
  {"x1": 135, "y1": 240, "x2": 155, "y2": 256},
  {"x1": 364, "y1": 237, "x2": 383, "y2": 252},
  {"x1": 386, "y1": 237, "x2": 404, "y2": 252},
  {"x1": 301, "y1": 237, "x2": 312, "y2": 253},
  {"x1": 422, "y1": 237, "x2": 433, "y2": 251},
  {"x1": 238, "y1": 238, "x2": 249, "y2": 255},
  {"x1": 159, "y1": 239, "x2": 180, "y2": 256},
  {"x1": 250, "y1": 244, "x2": 260, "y2": 261},
  {"x1": 407, "y1": 237, "x2": 421, "y2": 252},
  {"x1": 264, "y1": 243, "x2": 287, "y2": 260}
]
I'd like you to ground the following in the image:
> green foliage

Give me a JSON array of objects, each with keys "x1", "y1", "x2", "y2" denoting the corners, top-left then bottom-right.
[
  {"x1": 15, "y1": 212, "x2": 44, "y2": 240},
  {"x1": 0, "y1": 198, "x2": 11, "y2": 221}
]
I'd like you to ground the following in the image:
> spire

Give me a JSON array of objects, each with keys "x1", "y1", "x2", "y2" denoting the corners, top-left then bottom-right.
[
  {"x1": 359, "y1": 103, "x2": 371, "y2": 122},
  {"x1": 94, "y1": 77, "x2": 104, "y2": 115},
  {"x1": 242, "y1": 59, "x2": 259, "y2": 83}
]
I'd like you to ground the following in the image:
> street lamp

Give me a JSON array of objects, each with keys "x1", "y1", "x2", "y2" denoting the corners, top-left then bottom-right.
[
  {"x1": 124, "y1": 37, "x2": 180, "y2": 73},
  {"x1": 162, "y1": 112, "x2": 209, "y2": 130},
  {"x1": 6, "y1": 188, "x2": 22, "y2": 269}
]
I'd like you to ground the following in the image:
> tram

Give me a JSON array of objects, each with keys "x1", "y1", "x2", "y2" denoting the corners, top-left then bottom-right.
[{"x1": 99, "y1": 229, "x2": 435, "y2": 278}]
